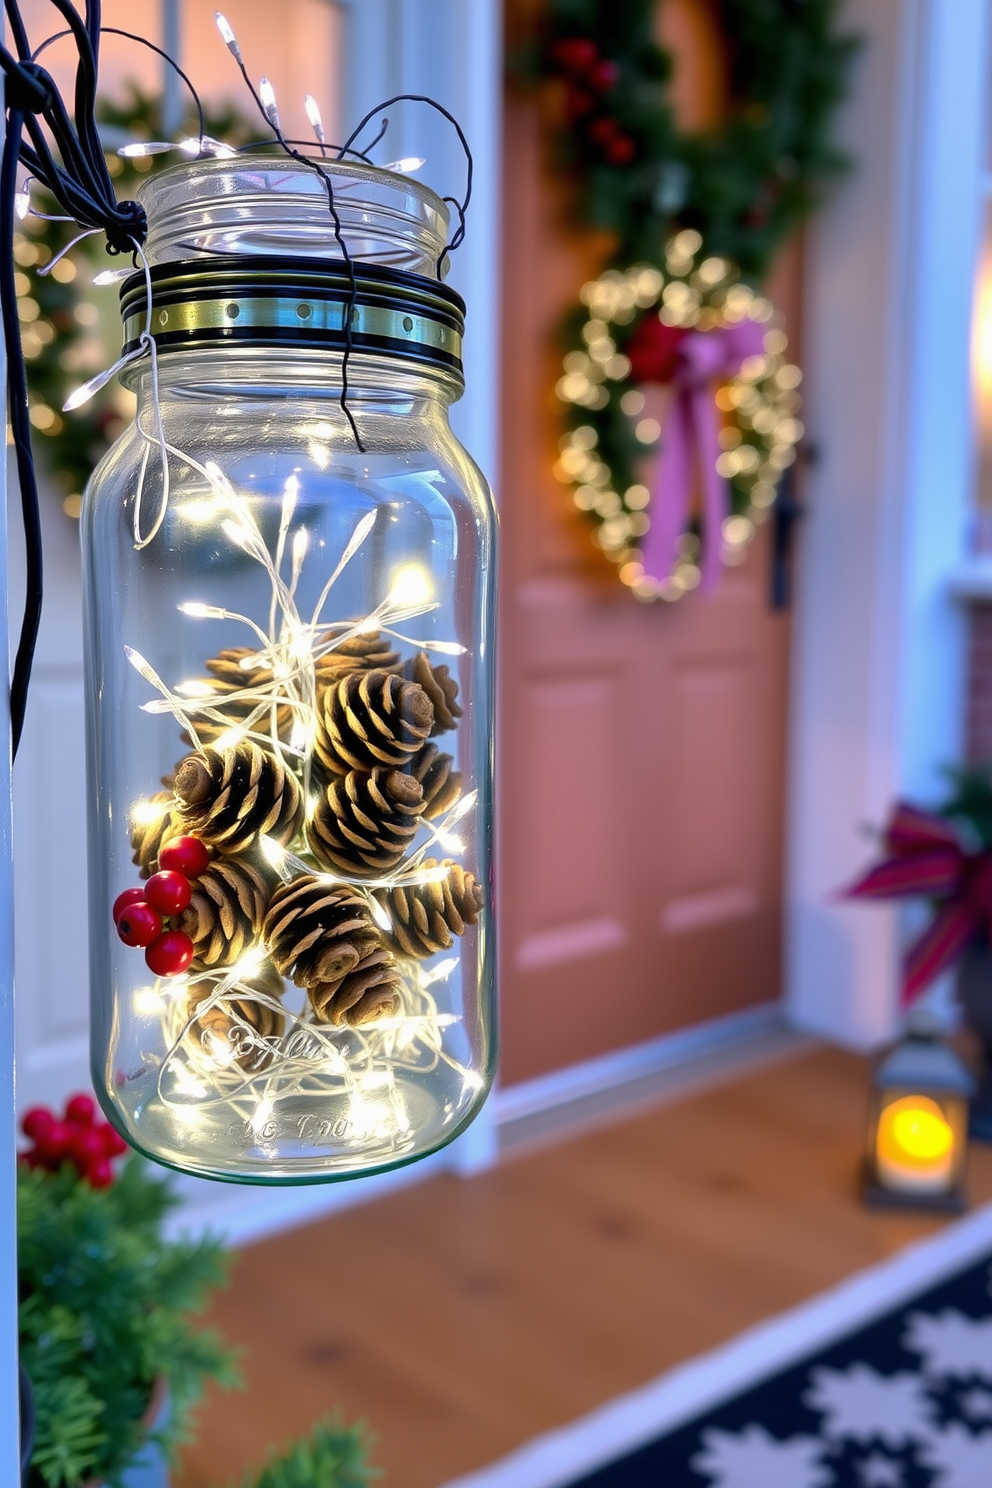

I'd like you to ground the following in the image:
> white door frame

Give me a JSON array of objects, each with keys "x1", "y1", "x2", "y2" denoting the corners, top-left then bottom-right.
[{"x1": 786, "y1": 0, "x2": 989, "y2": 1046}]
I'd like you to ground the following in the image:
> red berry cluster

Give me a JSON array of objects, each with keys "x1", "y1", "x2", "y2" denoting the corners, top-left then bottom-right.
[
  {"x1": 20, "y1": 1093, "x2": 128, "y2": 1187},
  {"x1": 113, "y1": 835, "x2": 210, "y2": 978},
  {"x1": 550, "y1": 36, "x2": 634, "y2": 165}
]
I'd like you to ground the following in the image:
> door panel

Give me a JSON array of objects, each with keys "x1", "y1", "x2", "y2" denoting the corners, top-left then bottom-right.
[{"x1": 498, "y1": 0, "x2": 793, "y2": 1087}]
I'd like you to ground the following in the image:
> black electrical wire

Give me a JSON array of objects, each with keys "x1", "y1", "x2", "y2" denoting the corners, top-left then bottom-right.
[
  {"x1": 336, "y1": 94, "x2": 473, "y2": 275},
  {"x1": 32, "y1": 26, "x2": 206, "y2": 149},
  {"x1": 0, "y1": 0, "x2": 476, "y2": 761},
  {"x1": 1, "y1": 106, "x2": 42, "y2": 757},
  {"x1": 217, "y1": 41, "x2": 367, "y2": 453}
]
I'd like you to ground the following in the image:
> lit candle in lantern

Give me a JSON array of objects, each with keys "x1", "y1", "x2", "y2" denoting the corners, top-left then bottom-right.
[{"x1": 865, "y1": 1009, "x2": 974, "y2": 1212}]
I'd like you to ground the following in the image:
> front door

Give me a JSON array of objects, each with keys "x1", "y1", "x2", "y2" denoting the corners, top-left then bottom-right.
[{"x1": 497, "y1": 0, "x2": 797, "y2": 1086}]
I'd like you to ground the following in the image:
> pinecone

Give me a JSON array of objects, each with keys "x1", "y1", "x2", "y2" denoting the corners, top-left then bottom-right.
[
  {"x1": 315, "y1": 628, "x2": 401, "y2": 692},
  {"x1": 403, "y1": 650, "x2": 462, "y2": 734},
  {"x1": 306, "y1": 768, "x2": 425, "y2": 877},
  {"x1": 314, "y1": 669, "x2": 434, "y2": 775},
  {"x1": 377, "y1": 858, "x2": 484, "y2": 959},
  {"x1": 407, "y1": 743, "x2": 462, "y2": 821},
  {"x1": 193, "y1": 647, "x2": 296, "y2": 747},
  {"x1": 131, "y1": 792, "x2": 183, "y2": 879},
  {"x1": 263, "y1": 877, "x2": 380, "y2": 988},
  {"x1": 178, "y1": 858, "x2": 272, "y2": 968},
  {"x1": 309, "y1": 947, "x2": 401, "y2": 1027},
  {"x1": 173, "y1": 742, "x2": 303, "y2": 854},
  {"x1": 186, "y1": 963, "x2": 285, "y2": 1068}
]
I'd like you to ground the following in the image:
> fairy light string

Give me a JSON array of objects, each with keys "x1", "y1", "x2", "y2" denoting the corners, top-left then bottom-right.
[
  {"x1": 123, "y1": 448, "x2": 479, "y2": 1144},
  {"x1": 0, "y1": 0, "x2": 474, "y2": 754}
]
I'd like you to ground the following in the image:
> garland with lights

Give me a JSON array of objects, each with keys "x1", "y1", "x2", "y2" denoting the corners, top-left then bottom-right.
[{"x1": 538, "y1": 0, "x2": 858, "y2": 601}]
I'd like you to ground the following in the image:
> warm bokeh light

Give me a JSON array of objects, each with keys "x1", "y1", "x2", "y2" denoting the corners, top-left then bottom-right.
[{"x1": 876, "y1": 1094, "x2": 956, "y2": 1193}]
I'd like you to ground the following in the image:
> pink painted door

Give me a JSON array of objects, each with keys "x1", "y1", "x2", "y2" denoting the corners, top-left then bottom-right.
[{"x1": 497, "y1": 0, "x2": 796, "y2": 1087}]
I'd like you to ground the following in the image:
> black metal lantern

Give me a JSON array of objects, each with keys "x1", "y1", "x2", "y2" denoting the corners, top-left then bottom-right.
[{"x1": 865, "y1": 1009, "x2": 974, "y2": 1212}]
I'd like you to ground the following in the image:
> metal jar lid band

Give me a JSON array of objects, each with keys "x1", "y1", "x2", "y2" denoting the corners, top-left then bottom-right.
[{"x1": 120, "y1": 255, "x2": 465, "y2": 374}]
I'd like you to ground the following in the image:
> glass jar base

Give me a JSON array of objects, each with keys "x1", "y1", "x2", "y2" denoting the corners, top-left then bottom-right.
[{"x1": 105, "y1": 1065, "x2": 487, "y2": 1185}]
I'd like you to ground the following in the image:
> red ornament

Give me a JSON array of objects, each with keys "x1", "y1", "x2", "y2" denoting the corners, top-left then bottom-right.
[
  {"x1": 158, "y1": 835, "x2": 210, "y2": 878},
  {"x1": 65, "y1": 1093, "x2": 96, "y2": 1126},
  {"x1": 117, "y1": 902, "x2": 162, "y2": 948},
  {"x1": 605, "y1": 134, "x2": 636, "y2": 165},
  {"x1": 589, "y1": 59, "x2": 621, "y2": 92},
  {"x1": 145, "y1": 929, "x2": 195, "y2": 978},
  {"x1": 144, "y1": 869, "x2": 192, "y2": 917},
  {"x1": 624, "y1": 315, "x2": 688, "y2": 384},
  {"x1": 113, "y1": 886, "x2": 146, "y2": 924},
  {"x1": 552, "y1": 37, "x2": 599, "y2": 74}
]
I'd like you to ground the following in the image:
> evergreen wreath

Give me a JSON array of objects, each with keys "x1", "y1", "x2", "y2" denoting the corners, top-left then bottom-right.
[{"x1": 537, "y1": 0, "x2": 859, "y2": 600}]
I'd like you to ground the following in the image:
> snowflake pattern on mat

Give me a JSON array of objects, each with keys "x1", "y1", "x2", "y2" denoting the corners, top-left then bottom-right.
[
  {"x1": 689, "y1": 1425, "x2": 831, "y2": 1488},
  {"x1": 858, "y1": 1453, "x2": 905, "y2": 1487},
  {"x1": 918, "y1": 1423, "x2": 992, "y2": 1487},
  {"x1": 804, "y1": 1364, "x2": 935, "y2": 1446},
  {"x1": 903, "y1": 1312, "x2": 992, "y2": 1383},
  {"x1": 571, "y1": 1251, "x2": 992, "y2": 1488}
]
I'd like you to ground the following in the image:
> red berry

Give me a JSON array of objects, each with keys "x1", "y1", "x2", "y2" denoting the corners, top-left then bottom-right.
[
  {"x1": 117, "y1": 902, "x2": 162, "y2": 948},
  {"x1": 70, "y1": 1126, "x2": 105, "y2": 1168},
  {"x1": 113, "y1": 887, "x2": 147, "y2": 925},
  {"x1": 589, "y1": 116, "x2": 620, "y2": 145},
  {"x1": 21, "y1": 1106, "x2": 55, "y2": 1142},
  {"x1": 64, "y1": 1093, "x2": 96, "y2": 1127},
  {"x1": 552, "y1": 37, "x2": 599, "y2": 73},
  {"x1": 158, "y1": 835, "x2": 210, "y2": 878},
  {"x1": 589, "y1": 59, "x2": 620, "y2": 92},
  {"x1": 87, "y1": 1158, "x2": 114, "y2": 1189},
  {"x1": 144, "y1": 870, "x2": 192, "y2": 917},
  {"x1": 605, "y1": 134, "x2": 636, "y2": 165},
  {"x1": 98, "y1": 1123, "x2": 128, "y2": 1158},
  {"x1": 145, "y1": 930, "x2": 195, "y2": 978},
  {"x1": 566, "y1": 87, "x2": 595, "y2": 122},
  {"x1": 37, "y1": 1118, "x2": 71, "y2": 1162}
]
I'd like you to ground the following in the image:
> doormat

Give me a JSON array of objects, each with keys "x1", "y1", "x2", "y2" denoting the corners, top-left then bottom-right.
[{"x1": 439, "y1": 1206, "x2": 992, "y2": 1488}]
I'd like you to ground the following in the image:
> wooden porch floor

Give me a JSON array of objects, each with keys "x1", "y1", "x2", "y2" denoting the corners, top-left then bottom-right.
[{"x1": 175, "y1": 1045, "x2": 992, "y2": 1488}]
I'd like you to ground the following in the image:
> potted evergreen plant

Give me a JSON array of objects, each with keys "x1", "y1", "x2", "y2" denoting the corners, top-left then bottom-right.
[
  {"x1": 235, "y1": 1419, "x2": 377, "y2": 1488},
  {"x1": 17, "y1": 1093, "x2": 240, "y2": 1488}
]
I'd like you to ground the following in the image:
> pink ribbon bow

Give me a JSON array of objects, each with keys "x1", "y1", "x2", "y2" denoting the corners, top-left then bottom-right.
[{"x1": 640, "y1": 319, "x2": 767, "y2": 593}]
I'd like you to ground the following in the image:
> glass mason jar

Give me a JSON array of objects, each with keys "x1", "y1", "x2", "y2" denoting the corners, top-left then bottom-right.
[{"x1": 80, "y1": 158, "x2": 497, "y2": 1183}]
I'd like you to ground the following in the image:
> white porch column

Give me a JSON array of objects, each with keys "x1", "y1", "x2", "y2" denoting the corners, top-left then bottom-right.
[
  {"x1": 786, "y1": 0, "x2": 988, "y2": 1046},
  {"x1": 0, "y1": 110, "x2": 23, "y2": 1476},
  {"x1": 340, "y1": 0, "x2": 502, "y2": 1172}
]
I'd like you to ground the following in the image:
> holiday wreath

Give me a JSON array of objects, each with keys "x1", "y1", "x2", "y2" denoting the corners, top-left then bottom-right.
[{"x1": 536, "y1": 0, "x2": 859, "y2": 601}]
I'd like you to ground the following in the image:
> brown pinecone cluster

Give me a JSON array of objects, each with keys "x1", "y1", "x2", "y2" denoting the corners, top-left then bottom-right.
[
  {"x1": 376, "y1": 859, "x2": 484, "y2": 959},
  {"x1": 129, "y1": 742, "x2": 293, "y2": 977},
  {"x1": 306, "y1": 643, "x2": 465, "y2": 878},
  {"x1": 129, "y1": 627, "x2": 481, "y2": 1036},
  {"x1": 263, "y1": 877, "x2": 402, "y2": 1027}
]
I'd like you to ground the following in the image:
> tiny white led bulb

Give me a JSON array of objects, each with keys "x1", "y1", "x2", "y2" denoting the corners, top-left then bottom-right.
[
  {"x1": 259, "y1": 78, "x2": 280, "y2": 132},
  {"x1": 215, "y1": 11, "x2": 242, "y2": 59},
  {"x1": 304, "y1": 95, "x2": 326, "y2": 146}
]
